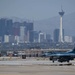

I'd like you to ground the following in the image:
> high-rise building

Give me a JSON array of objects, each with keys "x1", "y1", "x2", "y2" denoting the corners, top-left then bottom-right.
[
  {"x1": 54, "y1": 29, "x2": 59, "y2": 43},
  {"x1": 20, "y1": 26, "x2": 26, "y2": 43},
  {"x1": 64, "y1": 36, "x2": 72, "y2": 43},
  {"x1": 4, "y1": 35, "x2": 9, "y2": 43},
  {"x1": 45, "y1": 34, "x2": 51, "y2": 43},
  {"x1": 14, "y1": 35, "x2": 20, "y2": 43},
  {"x1": 54, "y1": 29, "x2": 64, "y2": 43},
  {"x1": 4, "y1": 35, "x2": 14, "y2": 43},
  {"x1": 9, "y1": 35, "x2": 14, "y2": 43},
  {"x1": 33, "y1": 31, "x2": 39, "y2": 43},
  {"x1": 0, "y1": 18, "x2": 6, "y2": 35},
  {"x1": 0, "y1": 18, "x2": 13, "y2": 42},
  {"x1": 6, "y1": 19, "x2": 13, "y2": 35},
  {"x1": 59, "y1": 8, "x2": 65, "y2": 43},
  {"x1": 0, "y1": 18, "x2": 7, "y2": 42},
  {"x1": 38, "y1": 32, "x2": 44, "y2": 43},
  {"x1": 13, "y1": 22, "x2": 20, "y2": 36},
  {"x1": 26, "y1": 22, "x2": 34, "y2": 43}
]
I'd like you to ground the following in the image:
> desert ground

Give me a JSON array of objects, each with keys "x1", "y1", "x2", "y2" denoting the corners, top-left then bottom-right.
[{"x1": 0, "y1": 57, "x2": 75, "y2": 75}]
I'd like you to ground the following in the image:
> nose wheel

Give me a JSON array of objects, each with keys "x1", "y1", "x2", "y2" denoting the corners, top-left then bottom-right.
[{"x1": 52, "y1": 60, "x2": 55, "y2": 63}]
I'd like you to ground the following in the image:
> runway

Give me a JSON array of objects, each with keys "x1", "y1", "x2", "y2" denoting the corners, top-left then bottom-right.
[
  {"x1": 0, "y1": 57, "x2": 75, "y2": 75},
  {"x1": 0, "y1": 57, "x2": 75, "y2": 66},
  {"x1": 0, "y1": 60, "x2": 74, "y2": 66}
]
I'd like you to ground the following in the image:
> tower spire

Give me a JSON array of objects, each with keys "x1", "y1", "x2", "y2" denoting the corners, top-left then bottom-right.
[{"x1": 59, "y1": 7, "x2": 65, "y2": 43}]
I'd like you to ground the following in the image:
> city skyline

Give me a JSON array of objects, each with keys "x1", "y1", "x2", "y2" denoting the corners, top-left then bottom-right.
[
  {"x1": 0, "y1": 18, "x2": 34, "y2": 43},
  {"x1": 0, "y1": 17, "x2": 74, "y2": 44},
  {"x1": 0, "y1": 0, "x2": 75, "y2": 43}
]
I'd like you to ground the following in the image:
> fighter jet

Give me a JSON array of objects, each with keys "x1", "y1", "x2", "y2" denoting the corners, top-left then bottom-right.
[{"x1": 43, "y1": 48, "x2": 75, "y2": 63}]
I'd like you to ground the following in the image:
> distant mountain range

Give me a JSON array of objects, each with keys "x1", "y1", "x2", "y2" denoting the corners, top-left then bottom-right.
[{"x1": 34, "y1": 12, "x2": 75, "y2": 37}]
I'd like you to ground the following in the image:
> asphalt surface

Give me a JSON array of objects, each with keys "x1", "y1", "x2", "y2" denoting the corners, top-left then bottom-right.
[
  {"x1": 0, "y1": 57, "x2": 75, "y2": 66},
  {"x1": 0, "y1": 57, "x2": 75, "y2": 75}
]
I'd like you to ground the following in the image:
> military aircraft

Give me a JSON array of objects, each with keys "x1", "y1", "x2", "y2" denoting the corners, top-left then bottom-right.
[{"x1": 42, "y1": 48, "x2": 75, "y2": 63}]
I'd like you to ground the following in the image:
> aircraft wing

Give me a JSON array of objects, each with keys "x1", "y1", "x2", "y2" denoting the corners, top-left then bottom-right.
[{"x1": 44, "y1": 53, "x2": 75, "y2": 57}]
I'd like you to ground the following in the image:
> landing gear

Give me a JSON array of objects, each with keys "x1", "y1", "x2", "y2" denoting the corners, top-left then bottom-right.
[
  {"x1": 52, "y1": 60, "x2": 55, "y2": 63},
  {"x1": 49, "y1": 57, "x2": 55, "y2": 63},
  {"x1": 67, "y1": 60, "x2": 70, "y2": 63}
]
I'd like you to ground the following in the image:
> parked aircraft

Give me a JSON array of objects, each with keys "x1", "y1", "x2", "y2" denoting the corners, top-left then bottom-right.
[{"x1": 42, "y1": 48, "x2": 75, "y2": 63}]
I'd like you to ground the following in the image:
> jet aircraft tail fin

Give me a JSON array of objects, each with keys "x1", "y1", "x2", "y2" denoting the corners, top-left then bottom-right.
[
  {"x1": 72, "y1": 48, "x2": 75, "y2": 53},
  {"x1": 69, "y1": 48, "x2": 75, "y2": 53}
]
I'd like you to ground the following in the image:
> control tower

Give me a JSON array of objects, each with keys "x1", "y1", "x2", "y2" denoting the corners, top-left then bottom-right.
[{"x1": 59, "y1": 8, "x2": 64, "y2": 43}]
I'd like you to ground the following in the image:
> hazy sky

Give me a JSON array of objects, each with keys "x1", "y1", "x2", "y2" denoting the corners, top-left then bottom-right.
[{"x1": 0, "y1": 0, "x2": 75, "y2": 21}]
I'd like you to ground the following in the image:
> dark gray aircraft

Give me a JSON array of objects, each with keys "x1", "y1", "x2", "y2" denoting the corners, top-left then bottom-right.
[{"x1": 42, "y1": 48, "x2": 75, "y2": 63}]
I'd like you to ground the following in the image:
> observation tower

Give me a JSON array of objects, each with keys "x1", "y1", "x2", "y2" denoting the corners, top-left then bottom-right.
[{"x1": 59, "y1": 7, "x2": 65, "y2": 43}]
